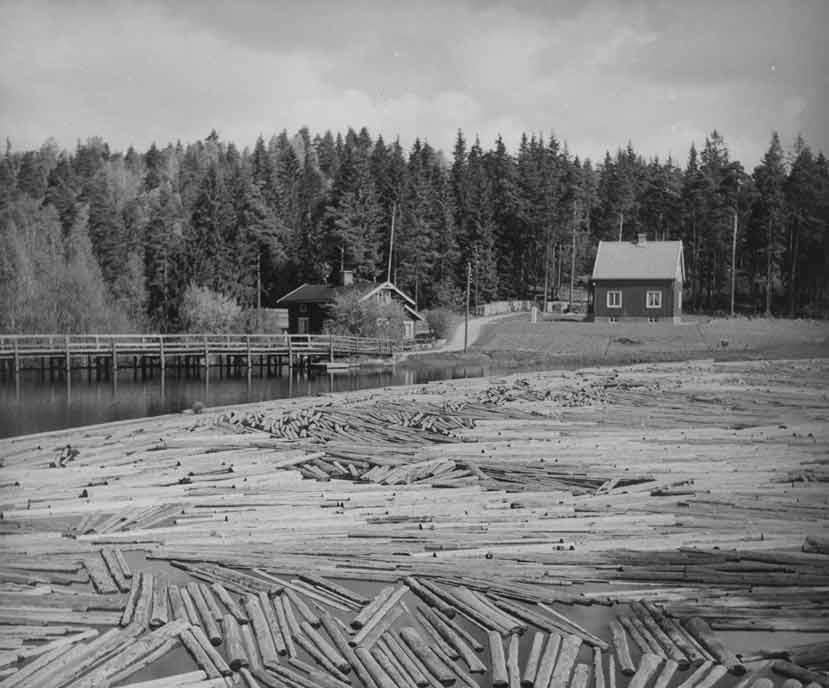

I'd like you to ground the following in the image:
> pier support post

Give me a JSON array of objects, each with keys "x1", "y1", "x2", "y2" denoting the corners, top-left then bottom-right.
[
  {"x1": 287, "y1": 336, "x2": 293, "y2": 370},
  {"x1": 13, "y1": 339, "x2": 20, "y2": 380},
  {"x1": 329, "y1": 334, "x2": 334, "y2": 363},
  {"x1": 111, "y1": 340, "x2": 118, "y2": 379},
  {"x1": 203, "y1": 335, "x2": 209, "y2": 368},
  {"x1": 64, "y1": 335, "x2": 70, "y2": 378},
  {"x1": 159, "y1": 336, "x2": 165, "y2": 376}
]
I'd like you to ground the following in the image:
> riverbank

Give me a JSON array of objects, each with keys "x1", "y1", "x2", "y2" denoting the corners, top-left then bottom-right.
[
  {"x1": 403, "y1": 315, "x2": 829, "y2": 369},
  {"x1": 1, "y1": 357, "x2": 828, "y2": 686}
]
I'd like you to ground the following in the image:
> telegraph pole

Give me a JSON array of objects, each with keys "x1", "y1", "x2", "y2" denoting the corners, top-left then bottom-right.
[
  {"x1": 570, "y1": 200, "x2": 578, "y2": 309},
  {"x1": 256, "y1": 252, "x2": 262, "y2": 332},
  {"x1": 464, "y1": 262, "x2": 471, "y2": 353},
  {"x1": 731, "y1": 208, "x2": 738, "y2": 317}
]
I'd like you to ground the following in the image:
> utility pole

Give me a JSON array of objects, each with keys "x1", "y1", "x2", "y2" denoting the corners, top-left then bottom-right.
[
  {"x1": 618, "y1": 210, "x2": 623, "y2": 242},
  {"x1": 256, "y1": 252, "x2": 262, "y2": 332},
  {"x1": 387, "y1": 203, "x2": 396, "y2": 283},
  {"x1": 570, "y1": 200, "x2": 578, "y2": 309},
  {"x1": 464, "y1": 262, "x2": 471, "y2": 353},
  {"x1": 473, "y1": 244, "x2": 479, "y2": 312},
  {"x1": 731, "y1": 208, "x2": 738, "y2": 317}
]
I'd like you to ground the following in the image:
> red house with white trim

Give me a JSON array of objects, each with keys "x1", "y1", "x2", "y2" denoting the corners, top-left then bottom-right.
[{"x1": 590, "y1": 235, "x2": 685, "y2": 322}]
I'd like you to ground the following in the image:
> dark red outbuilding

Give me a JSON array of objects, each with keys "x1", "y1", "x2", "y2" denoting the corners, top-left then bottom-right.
[{"x1": 590, "y1": 235, "x2": 685, "y2": 322}]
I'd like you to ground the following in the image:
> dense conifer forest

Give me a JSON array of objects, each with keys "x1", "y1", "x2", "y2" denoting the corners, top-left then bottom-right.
[{"x1": 0, "y1": 126, "x2": 827, "y2": 333}]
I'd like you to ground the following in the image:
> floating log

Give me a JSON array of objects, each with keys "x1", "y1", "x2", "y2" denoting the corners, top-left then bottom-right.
[
  {"x1": 417, "y1": 604, "x2": 485, "y2": 673},
  {"x1": 256, "y1": 592, "x2": 285, "y2": 656},
  {"x1": 549, "y1": 634, "x2": 583, "y2": 688},
  {"x1": 627, "y1": 653, "x2": 662, "y2": 688},
  {"x1": 294, "y1": 631, "x2": 349, "y2": 681},
  {"x1": 415, "y1": 606, "x2": 459, "y2": 660},
  {"x1": 570, "y1": 664, "x2": 591, "y2": 688},
  {"x1": 356, "y1": 646, "x2": 398, "y2": 688},
  {"x1": 242, "y1": 594, "x2": 279, "y2": 669},
  {"x1": 178, "y1": 586, "x2": 200, "y2": 627},
  {"x1": 676, "y1": 661, "x2": 714, "y2": 688},
  {"x1": 631, "y1": 601, "x2": 688, "y2": 669},
  {"x1": 406, "y1": 577, "x2": 455, "y2": 618},
  {"x1": 223, "y1": 613, "x2": 247, "y2": 671},
  {"x1": 150, "y1": 577, "x2": 169, "y2": 629},
  {"x1": 488, "y1": 631, "x2": 508, "y2": 688},
  {"x1": 383, "y1": 632, "x2": 430, "y2": 688},
  {"x1": 802, "y1": 535, "x2": 829, "y2": 555},
  {"x1": 373, "y1": 641, "x2": 417, "y2": 688},
  {"x1": 653, "y1": 659, "x2": 679, "y2": 688},
  {"x1": 358, "y1": 602, "x2": 405, "y2": 650},
  {"x1": 132, "y1": 571, "x2": 154, "y2": 628},
  {"x1": 188, "y1": 583, "x2": 221, "y2": 645},
  {"x1": 351, "y1": 585, "x2": 408, "y2": 646},
  {"x1": 401, "y1": 626, "x2": 456, "y2": 687},
  {"x1": 522, "y1": 631, "x2": 545, "y2": 687},
  {"x1": 284, "y1": 588, "x2": 321, "y2": 627},
  {"x1": 301, "y1": 620, "x2": 349, "y2": 672},
  {"x1": 120, "y1": 575, "x2": 141, "y2": 627},
  {"x1": 534, "y1": 632, "x2": 563, "y2": 688},
  {"x1": 240, "y1": 621, "x2": 263, "y2": 670},
  {"x1": 352, "y1": 586, "x2": 395, "y2": 629},
  {"x1": 772, "y1": 661, "x2": 829, "y2": 688},
  {"x1": 434, "y1": 607, "x2": 484, "y2": 652},
  {"x1": 190, "y1": 624, "x2": 232, "y2": 677},
  {"x1": 167, "y1": 585, "x2": 187, "y2": 622},
  {"x1": 101, "y1": 548, "x2": 130, "y2": 592},
  {"x1": 751, "y1": 680, "x2": 774, "y2": 688},
  {"x1": 593, "y1": 648, "x2": 606, "y2": 688},
  {"x1": 609, "y1": 620, "x2": 635, "y2": 675},
  {"x1": 273, "y1": 594, "x2": 297, "y2": 657},
  {"x1": 696, "y1": 664, "x2": 731, "y2": 688},
  {"x1": 299, "y1": 573, "x2": 369, "y2": 606},
  {"x1": 211, "y1": 582, "x2": 248, "y2": 624},
  {"x1": 684, "y1": 617, "x2": 745, "y2": 675},
  {"x1": 508, "y1": 633, "x2": 521, "y2": 688}
]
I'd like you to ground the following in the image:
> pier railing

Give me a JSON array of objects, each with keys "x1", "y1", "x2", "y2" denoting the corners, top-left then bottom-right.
[{"x1": 0, "y1": 333, "x2": 395, "y2": 370}]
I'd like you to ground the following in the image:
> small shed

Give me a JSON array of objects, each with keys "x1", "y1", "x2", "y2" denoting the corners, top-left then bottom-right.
[
  {"x1": 276, "y1": 271, "x2": 425, "y2": 339},
  {"x1": 590, "y1": 235, "x2": 685, "y2": 322}
]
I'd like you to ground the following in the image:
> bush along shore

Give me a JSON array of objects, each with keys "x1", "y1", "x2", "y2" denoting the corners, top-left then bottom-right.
[{"x1": 0, "y1": 357, "x2": 828, "y2": 687}]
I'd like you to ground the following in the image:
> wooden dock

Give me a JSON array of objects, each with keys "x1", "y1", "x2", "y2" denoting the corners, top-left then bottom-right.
[{"x1": 0, "y1": 333, "x2": 394, "y2": 378}]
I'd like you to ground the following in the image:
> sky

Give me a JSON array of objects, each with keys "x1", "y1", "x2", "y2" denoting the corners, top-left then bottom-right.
[{"x1": 1, "y1": 0, "x2": 827, "y2": 167}]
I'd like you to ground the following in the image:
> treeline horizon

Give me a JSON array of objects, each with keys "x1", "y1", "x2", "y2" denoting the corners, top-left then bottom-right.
[{"x1": 0, "y1": 125, "x2": 827, "y2": 334}]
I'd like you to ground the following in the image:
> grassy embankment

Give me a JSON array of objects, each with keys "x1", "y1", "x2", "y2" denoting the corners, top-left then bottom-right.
[{"x1": 405, "y1": 315, "x2": 829, "y2": 368}]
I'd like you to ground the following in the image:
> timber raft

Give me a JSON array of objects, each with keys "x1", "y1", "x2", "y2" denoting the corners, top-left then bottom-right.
[
  {"x1": 0, "y1": 333, "x2": 396, "y2": 379},
  {"x1": 0, "y1": 357, "x2": 828, "y2": 687}
]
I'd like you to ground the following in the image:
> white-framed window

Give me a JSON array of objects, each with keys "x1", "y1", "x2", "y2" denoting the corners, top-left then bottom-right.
[
  {"x1": 298, "y1": 303, "x2": 308, "y2": 314},
  {"x1": 606, "y1": 290, "x2": 622, "y2": 308},
  {"x1": 646, "y1": 290, "x2": 662, "y2": 309},
  {"x1": 297, "y1": 317, "x2": 309, "y2": 334}
]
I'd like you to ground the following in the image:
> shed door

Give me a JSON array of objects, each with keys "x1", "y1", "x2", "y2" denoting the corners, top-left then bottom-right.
[{"x1": 297, "y1": 317, "x2": 309, "y2": 334}]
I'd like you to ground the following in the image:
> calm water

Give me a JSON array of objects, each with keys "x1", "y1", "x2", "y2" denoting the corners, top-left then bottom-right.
[{"x1": 0, "y1": 361, "x2": 531, "y2": 438}]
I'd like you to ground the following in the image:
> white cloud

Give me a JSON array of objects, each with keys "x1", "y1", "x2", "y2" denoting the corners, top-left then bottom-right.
[{"x1": 0, "y1": 0, "x2": 825, "y2": 166}]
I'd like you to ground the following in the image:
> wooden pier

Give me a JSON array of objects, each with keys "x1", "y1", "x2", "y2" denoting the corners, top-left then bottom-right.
[{"x1": 0, "y1": 333, "x2": 394, "y2": 379}]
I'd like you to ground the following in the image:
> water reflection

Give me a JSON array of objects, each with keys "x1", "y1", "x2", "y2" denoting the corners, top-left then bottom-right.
[{"x1": 0, "y1": 361, "x2": 508, "y2": 438}]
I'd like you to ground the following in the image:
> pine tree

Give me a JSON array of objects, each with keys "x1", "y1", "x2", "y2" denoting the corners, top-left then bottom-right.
[
  {"x1": 184, "y1": 163, "x2": 236, "y2": 293},
  {"x1": 752, "y1": 132, "x2": 787, "y2": 314}
]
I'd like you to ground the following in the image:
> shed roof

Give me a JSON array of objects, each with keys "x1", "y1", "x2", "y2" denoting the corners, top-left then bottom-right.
[
  {"x1": 276, "y1": 280, "x2": 419, "y2": 310},
  {"x1": 592, "y1": 240, "x2": 684, "y2": 281}
]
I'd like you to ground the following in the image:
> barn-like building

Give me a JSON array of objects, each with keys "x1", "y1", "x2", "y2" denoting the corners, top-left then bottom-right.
[
  {"x1": 276, "y1": 271, "x2": 425, "y2": 340},
  {"x1": 590, "y1": 235, "x2": 685, "y2": 322}
]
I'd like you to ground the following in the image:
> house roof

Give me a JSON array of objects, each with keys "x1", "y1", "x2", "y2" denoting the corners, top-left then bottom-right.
[
  {"x1": 592, "y1": 240, "x2": 684, "y2": 281},
  {"x1": 276, "y1": 280, "x2": 420, "y2": 310}
]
